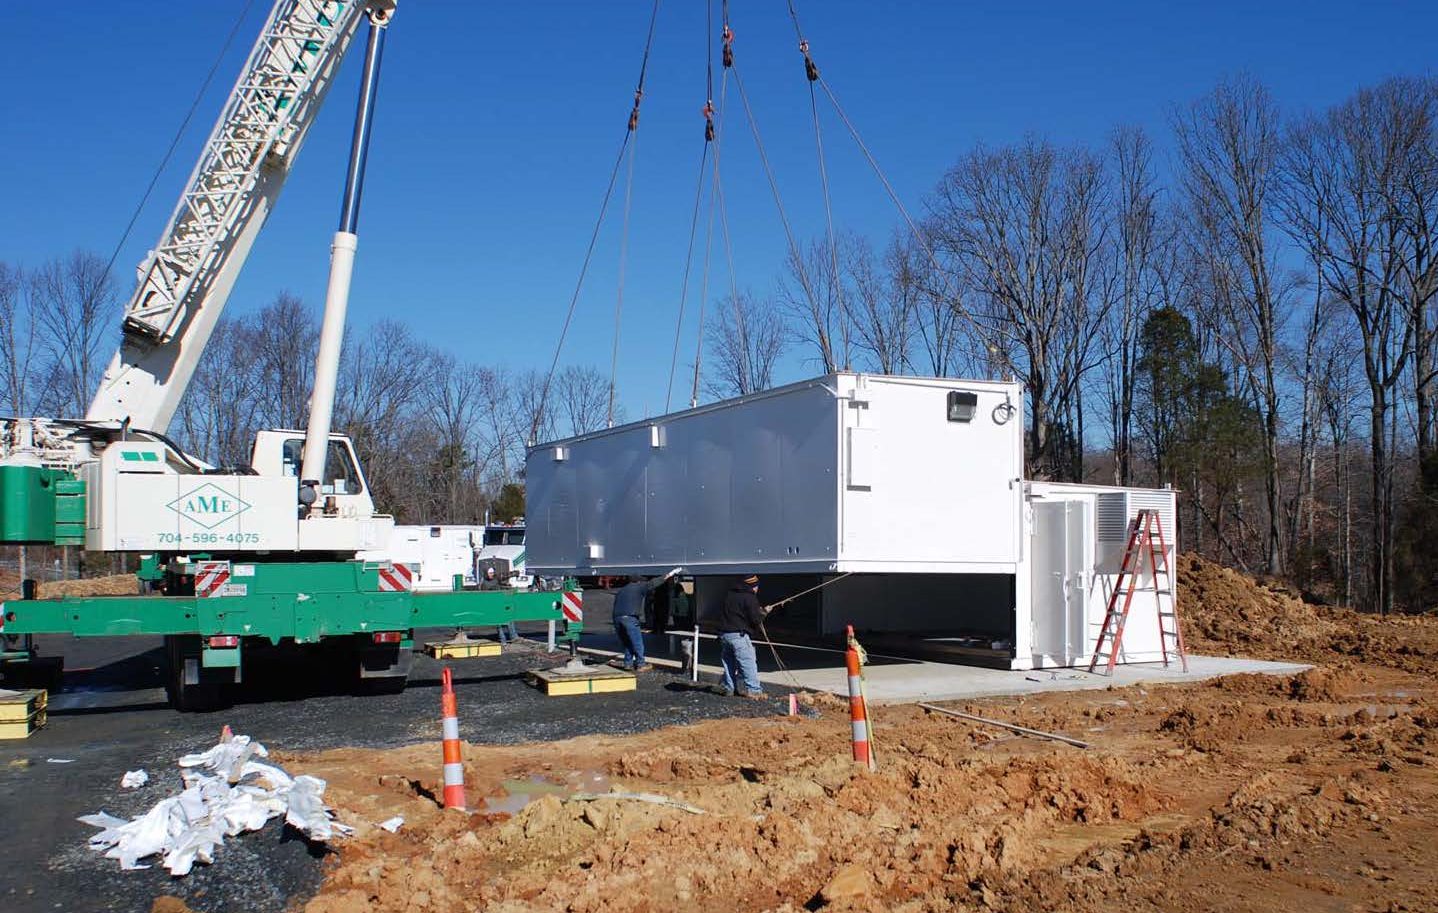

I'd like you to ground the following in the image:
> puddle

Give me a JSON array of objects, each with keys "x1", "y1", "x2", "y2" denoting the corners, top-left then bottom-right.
[{"x1": 480, "y1": 769, "x2": 614, "y2": 815}]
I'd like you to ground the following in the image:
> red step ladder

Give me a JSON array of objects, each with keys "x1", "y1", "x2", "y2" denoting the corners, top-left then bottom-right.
[{"x1": 1088, "y1": 508, "x2": 1187, "y2": 675}]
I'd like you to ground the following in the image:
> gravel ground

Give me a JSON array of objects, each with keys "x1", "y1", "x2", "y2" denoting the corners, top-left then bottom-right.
[{"x1": 0, "y1": 591, "x2": 792, "y2": 913}]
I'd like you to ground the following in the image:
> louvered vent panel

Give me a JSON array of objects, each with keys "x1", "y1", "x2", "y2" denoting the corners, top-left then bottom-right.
[{"x1": 1096, "y1": 493, "x2": 1128, "y2": 542}]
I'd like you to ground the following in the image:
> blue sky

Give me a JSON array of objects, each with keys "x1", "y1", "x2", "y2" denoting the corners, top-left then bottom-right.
[{"x1": 4, "y1": 1, "x2": 1436, "y2": 421}]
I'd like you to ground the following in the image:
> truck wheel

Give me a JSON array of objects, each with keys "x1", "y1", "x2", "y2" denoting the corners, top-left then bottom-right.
[
  {"x1": 354, "y1": 637, "x2": 412, "y2": 695},
  {"x1": 164, "y1": 636, "x2": 233, "y2": 712}
]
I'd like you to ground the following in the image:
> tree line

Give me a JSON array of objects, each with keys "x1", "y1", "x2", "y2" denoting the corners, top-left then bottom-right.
[{"x1": 4, "y1": 74, "x2": 1435, "y2": 614}]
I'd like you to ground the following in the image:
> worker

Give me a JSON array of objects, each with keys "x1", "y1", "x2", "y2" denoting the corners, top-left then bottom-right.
[
  {"x1": 716, "y1": 574, "x2": 766, "y2": 699},
  {"x1": 611, "y1": 567, "x2": 682, "y2": 672}
]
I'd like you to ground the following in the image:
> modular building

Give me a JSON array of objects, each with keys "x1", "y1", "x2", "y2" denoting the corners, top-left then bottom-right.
[{"x1": 525, "y1": 373, "x2": 1176, "y2": 670}]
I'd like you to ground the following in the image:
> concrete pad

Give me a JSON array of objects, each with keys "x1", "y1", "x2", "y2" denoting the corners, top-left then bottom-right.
[
  {"x1": 577, "y1": 629, "x2": 1309, "y2": 705},
  {"x1": 763, "y1": 653, "x2": 1310, "y2": 704}
]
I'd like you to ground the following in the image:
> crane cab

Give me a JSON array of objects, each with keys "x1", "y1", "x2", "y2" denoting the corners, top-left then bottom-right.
[{"x1": 250, "y1": 429, "x2": 374, "y2": 519}]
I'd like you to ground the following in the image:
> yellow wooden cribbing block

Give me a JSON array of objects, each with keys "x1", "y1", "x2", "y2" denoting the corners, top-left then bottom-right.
[
  {"x1": 529, "y1": 667, "x2": 636, "y2": 696},
  {"x1": 0, "y1": 689, "x2": 47, "y2": 739},
  {"x1": 425, "y1": 639, "x2": 502, "y2": 659}
]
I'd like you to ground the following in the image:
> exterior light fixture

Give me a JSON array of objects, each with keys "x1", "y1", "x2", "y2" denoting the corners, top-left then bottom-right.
[{"x1": 947, "y1": 390, "x2": 978, "y2": 423}]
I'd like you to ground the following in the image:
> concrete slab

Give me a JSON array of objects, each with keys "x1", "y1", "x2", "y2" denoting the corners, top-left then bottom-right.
[
  {"x1": 762, "y1": 653, "x2": 1311, "y2": 704},
  {"x1": 576, "y1": 623, "x2": 1309, "y2": 705}
]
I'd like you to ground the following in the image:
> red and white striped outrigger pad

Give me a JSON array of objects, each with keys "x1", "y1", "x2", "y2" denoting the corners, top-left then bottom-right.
[
  {"x1": 560, "y1": 590, "x2": 583, "y2": 623},
  {"x1": 377, "y1": 562, "x2": 413, "y2": 592},
  {"x1": 194, "y1": 561, "x2": 231, "y2": 598}
]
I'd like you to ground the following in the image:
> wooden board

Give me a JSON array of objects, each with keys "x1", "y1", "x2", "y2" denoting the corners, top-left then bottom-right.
[
  {"x1": 425, "y1": 640, "x2": 502, "y2": 659},
  {"x1": 0, "y1": 689, "x2": 46, "y2": 723},
  {"x1": 530, "y1": 667, "x2": 637, "y2": 696},
  {"x1": 0, "y1": 709, "x2": 46, "y2": 739}
]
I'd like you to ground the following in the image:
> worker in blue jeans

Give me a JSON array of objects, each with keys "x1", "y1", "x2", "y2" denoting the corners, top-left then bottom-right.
[
  {"x1": 717, "y1": 574, "x2": 766, "y2": 699},
  {"x1": 611, "y1": 567, "x2": 682, "y2": 671}
]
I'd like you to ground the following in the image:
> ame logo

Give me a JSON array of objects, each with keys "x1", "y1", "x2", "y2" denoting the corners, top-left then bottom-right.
[{"x1": 167, "y1": 483, "x2": 251, "y2": 529}]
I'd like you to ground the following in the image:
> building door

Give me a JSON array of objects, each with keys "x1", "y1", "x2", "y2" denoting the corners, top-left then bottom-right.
[{"x1": 1031, "y1": 499, "x2": 1092, "y2": 666}]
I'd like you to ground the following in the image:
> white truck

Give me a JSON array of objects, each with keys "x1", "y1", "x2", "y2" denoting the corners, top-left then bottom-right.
[{"x1": 476, "y1": 522, "x2": 532, "y2": 590}]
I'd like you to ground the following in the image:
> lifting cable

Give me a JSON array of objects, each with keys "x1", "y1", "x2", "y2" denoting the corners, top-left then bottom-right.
[
  {"x1": 728, "y1": 58, "x2": 829, "y2": 363},
  {"x1": 688, "y1": 17, "x2": 737, "y2": 408},
  {"x1": 664, "y1": 0, "x2": 717, "y2": 413},
  {"x1": 811, "y1": 74, "x2": 1005, "y2": 362},
  {"x1": 607, "y1": 0, "x2": 664, "y2": 428},
  {"x1": 534, "y1": 0, "x2": 662, "y2": 443},
  {"x1": 787, "y1": 0, "x2": 852, "y2": 370},
  {"x1": 101, "y1": 0, "x2": 260, "y2": 290}
]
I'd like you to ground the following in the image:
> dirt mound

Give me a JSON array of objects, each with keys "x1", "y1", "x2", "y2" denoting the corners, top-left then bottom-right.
[
  {"x1": 38, "y1": 574, "x2": 137, "y2": 597},
  {"x1": 1177, "y1": 554, "x2": 1341, "y2": 657},
  {"x1": 1177, "y1": 554, "x2": 1438, "y2": 671}
]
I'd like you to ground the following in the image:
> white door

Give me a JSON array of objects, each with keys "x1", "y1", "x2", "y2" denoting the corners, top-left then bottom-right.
[{"x1": 1031, "y1": 500, "x2": 1092, "y2": 666}]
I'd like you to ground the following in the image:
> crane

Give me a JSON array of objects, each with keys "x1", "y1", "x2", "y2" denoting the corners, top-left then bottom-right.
[{"x1": 0, "y1": 0, "x2": 583, "y2": 709}]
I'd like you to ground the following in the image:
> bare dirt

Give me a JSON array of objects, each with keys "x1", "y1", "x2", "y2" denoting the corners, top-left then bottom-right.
[{"x1": 286, "y1": 555, "x2": 1438, "y2": 912}]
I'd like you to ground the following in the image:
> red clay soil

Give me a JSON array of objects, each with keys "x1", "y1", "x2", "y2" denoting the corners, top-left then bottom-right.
[{"x1": 284, "y1": 555, "x2": 1438, "y2": 913}]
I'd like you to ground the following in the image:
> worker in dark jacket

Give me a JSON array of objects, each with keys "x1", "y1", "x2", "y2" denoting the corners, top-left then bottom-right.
[
  {"x1": 717, "y1": 574, "x2": 766, "y2": 698},
  {"x1": 611, "y1": 567, "x2": 681, "y2": 671}
]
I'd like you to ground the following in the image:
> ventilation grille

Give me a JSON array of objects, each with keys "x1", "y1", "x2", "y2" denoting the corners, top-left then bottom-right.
[
  {"x1": 1096, "y1": 493, "x2": 1129, "y2": 542},
  {"x1": 1096, "y1": 490, "x2": 1178, "y2": 545}
]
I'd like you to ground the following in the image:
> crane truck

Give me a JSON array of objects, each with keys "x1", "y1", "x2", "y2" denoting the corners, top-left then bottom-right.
[{"x1": 0, "y1": 0, "x2": 583, "y2": 709}]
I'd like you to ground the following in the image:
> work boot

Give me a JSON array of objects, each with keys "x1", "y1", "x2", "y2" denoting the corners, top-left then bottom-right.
[
  {"x1": 738, "y1": 689, "x2": 767, "y2": 701},
  {"x1": 632, "y1": 663, "x2": 653, "y2": 673},
  {"x1": 607, "y1": 658, "x2": 628, "y2": 669}
]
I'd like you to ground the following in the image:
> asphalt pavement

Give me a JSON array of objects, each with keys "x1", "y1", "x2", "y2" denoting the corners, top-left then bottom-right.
[{"x1": 0, "y1": 590, "x2": 791, "y2": 913}]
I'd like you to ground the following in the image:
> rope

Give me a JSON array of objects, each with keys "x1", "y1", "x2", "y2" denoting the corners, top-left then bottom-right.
[
  {"x1": 755, "y1": 572, "x2": 853, "y2": 690},
  {"x1": 534, "y1": 0, "x2": 662, "y2": 442},
  {"x1": 100, "y1": 0, "x2": 260, "y2": 290}
]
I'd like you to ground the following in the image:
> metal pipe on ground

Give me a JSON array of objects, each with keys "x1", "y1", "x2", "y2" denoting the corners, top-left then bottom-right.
[{"x1": 917, "y1": 702, "x2": 1090, "y2": 749}]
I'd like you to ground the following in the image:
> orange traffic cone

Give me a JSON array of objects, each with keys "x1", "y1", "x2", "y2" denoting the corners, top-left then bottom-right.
[
  {"x1": 845, "y1": 625, "x2": 875, "y2": 770},
  {"x1": 440, "y1": 667, "x2": 467, "y2": 810}
]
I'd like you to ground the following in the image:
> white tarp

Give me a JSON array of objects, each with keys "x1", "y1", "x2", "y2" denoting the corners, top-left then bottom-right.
[{"x1": 79, "y1": 731, "x2": 349, "y2": 876}]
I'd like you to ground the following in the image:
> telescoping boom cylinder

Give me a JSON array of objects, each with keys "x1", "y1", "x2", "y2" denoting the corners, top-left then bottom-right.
[{"x1": 300, "y1": 2, "x2": 393, "y2": 506}]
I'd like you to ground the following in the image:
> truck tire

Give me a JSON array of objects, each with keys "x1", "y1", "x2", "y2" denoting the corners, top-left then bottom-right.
[
  {"x1": 354, "y1": 637, "x2": 412, "y2": 695},
  {"x1": 164, "y1": 635, "x2": 234, "y2": 712}
]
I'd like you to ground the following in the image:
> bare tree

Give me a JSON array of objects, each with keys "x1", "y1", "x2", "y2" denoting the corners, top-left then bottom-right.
[
  {"x1": 176, "y1": 315, "x2": 263, "y2": 467},
  {"x1": 1100, "y1": 125, "x2": 1170, "y2": 485},
  {"x1": 704, "y1": 291, "x2": 787, "y2": 399},
  {"x1": 1174, "y1": 75, "x2": 1287, "y2": 576},
  {"x1": 248, "y1": 291, "x2": 318, "y2": 429},
  {"x1": 29, "y1": 251, "x2": 117, "y2": 417},
  {"x1": 779, "y1": 240, "x2": 848, "y2": 373},
  {"x1": 1276, "y1": 76, "x2": 1436, "y2": 613},
  {"x1": 555, "y1": 365, "x2": 611, "y2": 437},
  {"x1": 930, "y1": 137, "x2": 1110, "y2": 480},
  {"x1": 0, "y1": 262, "x2": 47, "y2": 415},
  {"x1": 847, "y1": 234, "x2": 914, "y2": 375}
]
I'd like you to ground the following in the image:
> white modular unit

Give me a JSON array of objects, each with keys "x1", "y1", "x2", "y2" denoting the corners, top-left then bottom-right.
[
  {"x1": 526, "y1": 372, "x2": 1180, "y2": 672},
  {"x1": 1026, "y1": 482, "x2": 1179, "y2": 668},
  {"x1": 525, "y1": 374, "x2": 1026, "y2": 576}
]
